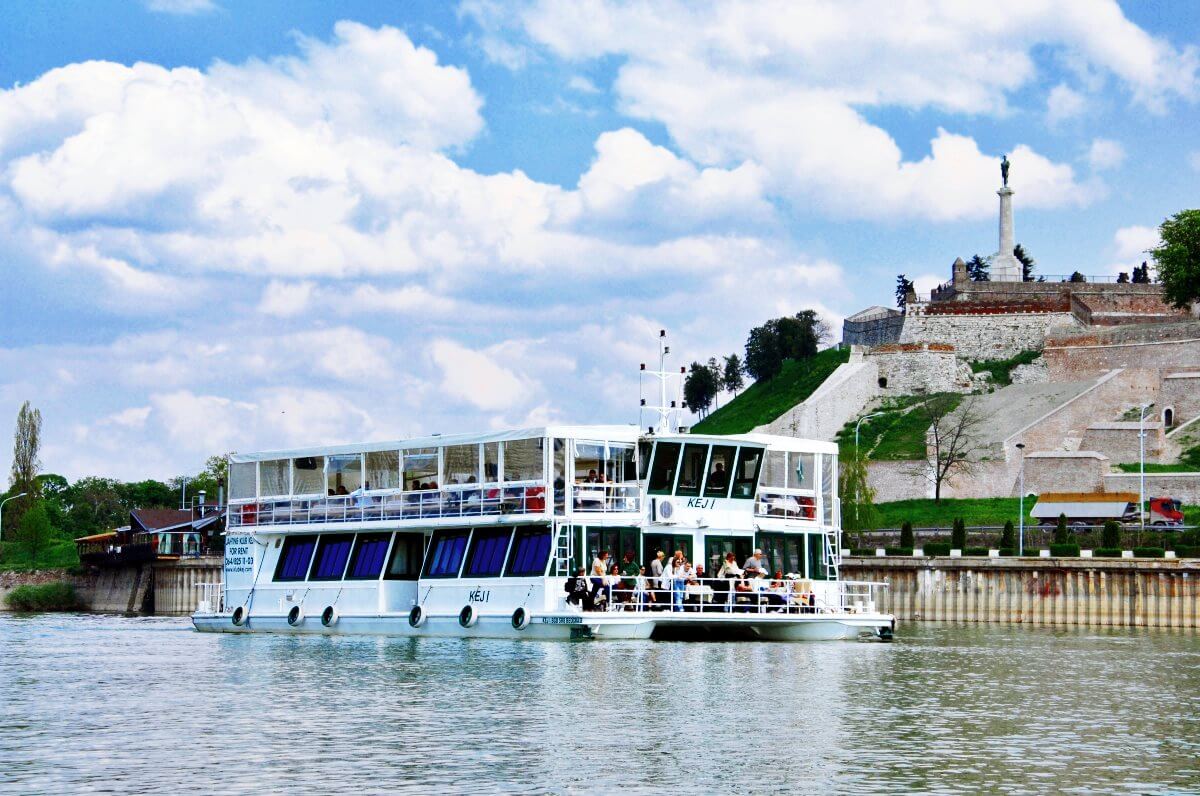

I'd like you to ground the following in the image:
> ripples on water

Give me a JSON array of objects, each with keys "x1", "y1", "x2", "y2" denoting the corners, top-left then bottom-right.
[{"x1": 1, "y1": 614, "x2": 1199, "y2": 794}]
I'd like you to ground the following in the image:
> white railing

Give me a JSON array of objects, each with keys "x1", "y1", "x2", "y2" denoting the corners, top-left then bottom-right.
[
  {"x1": 196, "y1": 582, "x2": 225, "y2": 614},
  {"x1": 755, "y1": 489, "x2": 818, "y2": 520},
  {"x1": 565, "y1": 482, "x2": 641, "y2": 514},
  {"x1": 571, "y1": 576, "x2": 886, "y2": 615}
]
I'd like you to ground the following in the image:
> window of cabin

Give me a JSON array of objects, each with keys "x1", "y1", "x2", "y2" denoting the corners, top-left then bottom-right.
[
  {"x1": 365, "y1": 451, "x2": 400, "y2": 492},
  {"x1": 309, "y1": 534, "x2": 354, "y2": 580},
  {"x1": 731, "y1": 447, "x2": 764, "y2": 499},
  {"x1": 259, "y1": 460, "x2": 289, "y2": 497},
  {"x1": 760, "y1": 451, "x2": 787, "y2": 489},
  {"x1": 638, "y1": 440, "x2": 653, "y2": 480},
  {"x1": 574, "y1": 441, "x2": 605, "y2": 483},
  {"x1": 383, "y1": 534, "x2": 426, "y2": 580},
  {"x1": 483, "y1": 442, "x2": 500, "y2": 483},
  {"x1": 346, "y1": 533, "x2": 392, "y2": 580},
  {"x1": 292, "y1": 456, "x2": 325, "y2": 495},
  {"x1": 807, "y1": 533, "x2": 830, "y2": 580},
  {"x1": 403, "y1": 449, "x2": 438, "y2": 491},
  {"x1": 503, "y1": 438, "x2": 544, "y2": 482},
  {"x1": 463, "y1": 528, "x2": 512, "y2": 577},
  {"x1": 553, "y1": 439, "x2": 567, "y2": 515},
  {"x1": 674, "y1": 444, "x2": 709, "y2": 497},
  {"x1": 820, "y1": 454, "x2": 836, "y2": 525},
  {"x1": 327, "y1": 454, "x2": 362, "y2": 496},
  {"x1": 229, "y1": 462, "x2": 256, "y2": 500},
  {"x1": 607, "y1": 442, "x2": 637, "y2": 483},
  {"x1": 648, "y1": 442, "x2": 681, "y2": 495},
  {"x1": 791, "y1": 452, "x2": 815, "y2": 491},
  {"x1": 443, "y1": 445, "x2": 480, "y2": 486},
  {"x1": 505, "y1": 527, "x2": 553, "y2": 577},
  {"x1": 273, "y1": 535, "x2": 317, "y2": 581},
  {"x1": 703, "y1": 445, "x2": 736, "y2": 498},
  {"x1": 423, "y1": 529, "x2": 471, "y2": 578}
]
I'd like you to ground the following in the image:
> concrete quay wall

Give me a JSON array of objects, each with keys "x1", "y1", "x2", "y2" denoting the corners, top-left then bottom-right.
[
  {"x1": 842, "y1": 556, "x2": 1200, "y2": 628},
  {"x1": 0, "y1": 558, "x2": 221, "y2": 615},
  {"x1": 152, "y1": 558, "x2": 222, "y2": 616}
]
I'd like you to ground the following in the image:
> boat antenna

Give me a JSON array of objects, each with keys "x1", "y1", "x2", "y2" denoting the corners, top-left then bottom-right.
[{"x1": 639, "y1": 329, "x2": 683, "y2": 433}]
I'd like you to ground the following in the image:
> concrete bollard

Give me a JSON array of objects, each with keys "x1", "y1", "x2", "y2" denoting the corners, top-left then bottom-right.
[
  {"x1": 950, "y1": 549, "x2": 962, "y2": 558},
  {"x1": 988, "y1": 549, "x2": 999, "y2": 558},
  {"x1": 1081, "y1": 550, "x2": 1093, "y2": 558},
  {"x1": 1039, "y1": 549, "x2": 1050, "y2": 558},
  {"x1": 1122, "y1": 550, "x2": 1134, "y2": 559},
  {"x1": 913, "y1": 547, "x2": 924, "y2": 557},
  {"x1": 875, "y1": 548, "x2": 886, "y2": 557}
]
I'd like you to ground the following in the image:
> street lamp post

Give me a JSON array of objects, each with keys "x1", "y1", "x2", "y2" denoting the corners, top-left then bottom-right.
[
  {"x1": 0, "y1": 492, "x2": 29, "y2": 543},
  {"x1": 1015, "y1": 443, "x2": 1026, "y2": 556},
  {"x1": 854, "y1": 412, "x2": 884, "y2": 522},
  {"x1": 1139, "y1": 402, "x2": 1155, "y2": 541}
]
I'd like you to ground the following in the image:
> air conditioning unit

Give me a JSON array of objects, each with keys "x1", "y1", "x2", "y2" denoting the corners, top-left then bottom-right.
[{"x1": 653, "y1": 498, "x2": 677, "y2": 524}]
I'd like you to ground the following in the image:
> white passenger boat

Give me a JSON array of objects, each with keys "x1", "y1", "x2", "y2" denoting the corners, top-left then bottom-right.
[{"x1": 193, "y1": 426, "x2": 894, "y2": 641}]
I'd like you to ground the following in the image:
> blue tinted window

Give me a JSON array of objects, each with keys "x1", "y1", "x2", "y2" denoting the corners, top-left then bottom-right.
[
  {"x1": 274, "y1": 536, "x2": 316, "y2": 581},
  {"x1": 464, "y1": 529, "x2": 511, "y2": 577},
  {"x1": 347, "y1": 533, "x2": 391, "y2": 580},
  {"x1": 424, "y1": 530, "x2": 470, "y2": 578},
  {"x1": 310, "y1": 534, "x2": 353, "y2": 581},
  {"x1": 505, "y1": 527, "x2": 553, "y2": 577}
]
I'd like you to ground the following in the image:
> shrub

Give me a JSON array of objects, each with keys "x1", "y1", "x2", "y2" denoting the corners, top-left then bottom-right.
[
  {"x1": 1054, "y1": 513, "x2": 1070, "y2": 545},
  {"x1": 998, "y1": 548, "x2": 1015, "y2": 557},
  {"x1": 1134, "y1": 547, "x2": 1165, "y2": 558},
  {"x1": 1093, "y1": 548, "x2": 1123, "y2": 557},
  {"x1": 5, "y1": 582, "x2": 79, "y2": 612},
  {"x1": 1173, "y1": 546, "x2": 1200, "y2": 558},
  {"x1": 951, "y1": 518, "x2": 966, "y2": 550},
  {"x1": 963, "y1": 547, "x2": 989, "y2": 556},
  {"x1": 1049, "y1": 544, "x2": 1081, "y2": 557},
  {"x1": 885, "y1": 547, "x2": 914, "y2": 557},
  {"x1": 999, "y1": 520, "x2": 1015, "y2": 550},
  {"x1": 849, "y1": 548, "x2": 875, "y2": 557},
  {"x1": 900, "y1": 521, "x2": 914, "y2": 549},
  {"x1": 924, "y1": 542, "x2": 952, "y2": 556},
  {"x1": 1101, "y1": 520, "x2": 1121, "y2": 549}
]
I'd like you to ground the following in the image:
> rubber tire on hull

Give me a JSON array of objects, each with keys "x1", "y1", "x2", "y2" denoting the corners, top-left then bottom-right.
[
  {"x1": 232, "y1": 606, "x2": 248, "y2": 626},
  {"x1": 511, "y1": 607, "x2": 530, "y2": 630},
  {"x1": 459, "y1": 605, "x2": 478, "y2": 628},
  {"x1": 287, "y1": 605, "x2": 303, "y2": 626},
  {"x1": 408, "y1": 605, "x2": 426, "y2": 628},
  {"x1": 321, "y1": 606, "x2": 338, "y2": 627}
]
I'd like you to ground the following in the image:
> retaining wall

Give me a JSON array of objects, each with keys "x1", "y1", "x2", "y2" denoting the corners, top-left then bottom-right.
[
  {"x1": 842, "y1": 556, "x2": 1200, "y2": 628},
  {"x1": 899, "y1": 311, "x2": 1079, "y2": 360},
  {"x1": 153, "y1": 558, "x2": 222, "y2": 616},
  {"x1": 755, "y1": 355, "x2": 878, "y2": 441},
  {"x1": 1102, "y1": 472, "x2": 1200, "y2": 503},
  {"x1": 1044, "y1": 322, "x2": 1200, "y2": 379}
]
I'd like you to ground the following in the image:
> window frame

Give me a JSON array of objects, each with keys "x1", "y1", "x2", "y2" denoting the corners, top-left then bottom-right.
[
  {"x1": 504, "y1": 526, "x2": 554, "y2": 577},
  {"x1": 345, "y1": 532, "x2": 393, "y2": 580},
  {"x1": 647, "y1": 442, "x2": 682, "y2": 495},
  {"x1": 462, "y1": 528, "x2": 513, "y2": 578},
  {"x1": 383, "y1": 533, "x2": 427, "y2": 581},
  {"x1": 308, "y1": 533, "x2": 355, "y2": 581},
  {"x1": 703, "y1": 445, "x2": 737, "y2": 499},
  {"x1": 273, "y1": 534, "x2": 318, "y2": 582},
  {"x1": 422, "y1": 529, "x2": 473, "y2": 579},
  {"x1": 673, "y1": 443, "x2": 711, "y2": 498},
  {"x1": 731, "y1": 446, "x2": 764, "y2": 499}
]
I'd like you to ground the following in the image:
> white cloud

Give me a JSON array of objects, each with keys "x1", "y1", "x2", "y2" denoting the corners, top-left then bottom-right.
[
  {"x1": 258, "y1": 281, "x2": 315, "y2": 318},
  {"x1": 430, "y1": 340, "x2": 532, "y2": 411},
  {"x1": 1047, "y1": 83, "x2": 1087, "y2": 124},
  {"x1": 145, "y1": 0, "x2": 216, "y2": 14},
  {"x1": 1087, "y1": 138, "x2": 1126, "y2": 171},
  {"x1": 1101, "y1": 224, "x2": 1160, "y2": 277},
  {"x1": 568, "y1": 75, "x2": 600, "y2": 94}
]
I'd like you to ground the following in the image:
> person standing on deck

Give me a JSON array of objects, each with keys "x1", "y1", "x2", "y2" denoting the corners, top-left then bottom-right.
[
  {"x1": 590, "y1": 550, "x2": 610, "y2": 603},
  {"x1": 620, "y1": 550, "x2": 640, "y2": 592}
]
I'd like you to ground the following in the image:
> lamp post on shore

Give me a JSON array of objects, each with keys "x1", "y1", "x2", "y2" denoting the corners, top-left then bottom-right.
[
  {"x1": 1139, "y1": 402, "x2": 1155, "y2": 541},
  {"x1": 0, "y1": 492, "x2": 28, "y2": 543},
  {"x1": 1015, "y1": 443, "x2": 1025, "y2": 557},
  {"x1": 854, "y1": 412, "x2": 884, "y2": 523}
]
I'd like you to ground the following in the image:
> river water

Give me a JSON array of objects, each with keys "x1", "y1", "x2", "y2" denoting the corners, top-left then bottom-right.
[{"x1": 1, "y1": 614, "x2": 1198, "y2": 794}]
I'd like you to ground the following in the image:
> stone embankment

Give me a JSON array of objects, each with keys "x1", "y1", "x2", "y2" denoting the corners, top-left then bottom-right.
[
  {"x1": 843, "y1": 556, "x2": 1200, "y2": 628},
  {"x1": 1, "y1": 557, "x2": 222, "y2": 615}
]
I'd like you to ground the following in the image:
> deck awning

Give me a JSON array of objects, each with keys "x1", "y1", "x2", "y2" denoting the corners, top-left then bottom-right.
[{"x1": 74, "y1": 531, "x2": 117, "y2": 544}]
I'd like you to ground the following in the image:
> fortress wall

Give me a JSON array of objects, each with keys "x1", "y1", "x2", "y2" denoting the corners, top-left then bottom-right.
[
  {"x1": 1023, "y1": 452, "x2": 1108, "y2": 494},
  {"x1": 1079, "y1": 423, "x2": 1165, "y2": 464},
  {"x1": 755, "y1": 357, "x2": 879, "y2": 441},
  {"x1": 843, "y1": 313, "x2": 904, "y2": 346},
  {"x1": 868, "y1": 345, "x2": 973, "y2": 394},
  {"x1": 899, "y1": 312, "x2": 1079, "y2": 360},
  {"x1": 866, "y1": 460, "x2": 930, "y2": 503},
  {"x1": 1012, "y1": 369, "x2": 1158, "y2": 454},
  {"x1": 1103, "y1": 472, "x2": 1200, "y2": 503},
  {"x1": 1044, "y1": 322, "x2": 1200, "y2": 380},
  {"x1": 1162, "y1": 373, "x2": 1200, "y2": 426}
]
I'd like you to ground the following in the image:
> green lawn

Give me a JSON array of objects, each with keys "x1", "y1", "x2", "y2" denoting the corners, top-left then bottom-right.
[
  {"x1": 0, "y1": 539, "x2": 80, "y2": 572},
  {"x1": 1114, "y1": 462, "x2": 1200, "y2": 473},
  {"x1": 873, "y1": 497, "x2": 1033, "y2": 529},
  {"x1": 692, "y1": 347, "x2": 850, "y2": 434},
  {"x1": 967, "y1": 349, "x2": 1041, "y2": 386},
  {"x1": 836, "y1": 393, "x2": 960, "y2": 461}
]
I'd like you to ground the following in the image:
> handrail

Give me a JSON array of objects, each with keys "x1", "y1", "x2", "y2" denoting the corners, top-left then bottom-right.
[{"x1": 572, "y1": 575, "x2": 886, "y2": 615}]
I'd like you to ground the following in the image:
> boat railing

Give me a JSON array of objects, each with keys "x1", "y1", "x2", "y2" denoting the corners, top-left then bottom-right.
[
  {"x1": 196, "y1": 581, "x2": 225, "y2": 614},
  {"x1": 577, "y1": 576, "x2": 886, "y2": 615},
  {"x1": 567, "y1": 481, "x2": 641, "y2": 514},
  {"x1": 754, "y1": 489, "x2": 817, "y2": 520}
]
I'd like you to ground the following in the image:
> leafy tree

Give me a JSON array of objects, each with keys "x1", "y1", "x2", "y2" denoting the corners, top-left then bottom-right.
[
  {"x1": 1054, "y1": 513, "x2": 1069, "y2": 545},
  {"x1": 1000, "y1": 520, "x2": 1015, "y2": 550},
  {"x1": 1102, "y1": 520, "x2": 1121, "y2": 549},
  {"x1": 1131, "y1": 261, "x2": 1153, "y2": 284},
  {"x1": 120, "y1": 480, "x2": 178, "y2": 510},
  {"x1": 951, "y1": 518, "x2": 966, "y2": 550},
  {"x1": 775, "y1": 313, "x2": 821, "y2": 361},
  {"x1": 744, "y1": 322, "x2": 784, "y2": 381},
  {"x1": 743, "y1": 311, "x2": 826, "y2": 382},
  {"x1": 722, "y1": 354, "x2": 745, "y2": 395},
  {"x1": 683, "y1": 361, "x2": 721, "y2": 417},
  {"x1": 1069, "y1": 271, "x2": 1087, "y2": 283},
  {"x1": 62, "y1": 477, "x2": 125, "y2": 537},
  {"x1": 1117, "y1": 271, "x2": 1130, "y2": 284},
  {"x1": 966, "y1": 254, "x2": 990, "y2": 282},
  {"x1": 895, "y1": 274, "x2": 914, "y2": 309},
  {"x1": 14, "y1": 502, "x2": 55, "y2": 567},
  {"x1": 900, "y1": 521, "x2": 914, "y2": 549},
  {"x1": 839, "y1": 451, "x2": 877, "y2": 531},
  {"x1": 1013, "y1": 244, "x2": 1036, "y2": 282},
  {"x1": 9, "y1": 401, "x2": 42, "y2": 522},
  {"x1": 1149, "y1": 209, "x2": 1200, "y2": 306}
]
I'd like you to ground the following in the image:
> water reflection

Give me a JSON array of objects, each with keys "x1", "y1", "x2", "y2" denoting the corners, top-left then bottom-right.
[{"x1": 1, "y1": 615, "x2": 1198, "y2": 794}]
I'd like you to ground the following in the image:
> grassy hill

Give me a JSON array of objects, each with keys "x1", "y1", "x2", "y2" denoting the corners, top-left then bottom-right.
[
  {"x1": 691, "y1": 347, "x2": 850, "y2": 435},
  {"x1": 835, "y1": 393, "x2": 962, "y2": 461}
]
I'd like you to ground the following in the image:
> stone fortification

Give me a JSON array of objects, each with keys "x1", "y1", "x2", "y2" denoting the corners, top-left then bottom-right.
[
  {"x1": 867, "y1": 343, "x2": 974, "y2": 394},
  {"x1": 898, "y1": 309, "x2": 1079, "y2": 361},
  {"x1": 842, "y1": 306, "x2": 904, "y2": 347},
  {"x1": 753, "y1": 351, "x2": 878, "y2": 441},
  {"x1": 1103, "y1": 472, "x2": 1200, "y2": 503},
  {"x1": 1078, "y1": 422, "x2": 1164, "y2": 465},
  {"x1": 1162, "y1": 373, "x2": 1200, "y2": 427},
  {"x1": 1043, "y1": 321, "x2": 1200, "y2": 380},
  {"x1": 1023, "y1": 451, "x2": 1109, "y2": 494}
]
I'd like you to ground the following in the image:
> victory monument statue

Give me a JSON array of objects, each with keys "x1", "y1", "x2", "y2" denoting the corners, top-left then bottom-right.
[
  {"x1": 990, "y1": 154, "x2": 1021, "y2": 281},
  {"x1": 1000, "y1": 154, "x2": 1010, "y2": 187}
]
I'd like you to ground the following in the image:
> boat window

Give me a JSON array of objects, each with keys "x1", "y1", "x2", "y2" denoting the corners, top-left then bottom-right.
[
  {"x1": 229, "y1": 462, "x2": 256, "y2": 500},
  {"x1": 293, "y1": 456, "x2": 325, "y2": 495},
  {"x1": 791, "y1": 452, "x2": 815, "y2": 491},
  {"x1": 259, "y1": 459, "x2": 289, "y2": 497},
  {"x1": 759, "y1": 533, "x2": 803, "y2": 576},
  {"x1": 574, "y1": 441, "x2": 604, "y2": 483},
  {"x1": 503, "y1": 438, "x2": 544, "y2": 482},
  {"x1": 273, "y1": 535, "x2": 317, "y2": 581},
  {"x1": 483, "y1": 442, "x2": 500, "y2": 483},
  {"x1": 674, "y1": 444, "x2": 709, "y2": 497},
  {"x1": 638, "y1": 440, "x2": 652, "y2": 480},
  {"x1": 346, "y1": 533, "x2": 392, "y2": 580},
  {"x1": 423, "y1": 529, "x2": 471, "y2": 578},
  {"x1": 760, "y1": 451, "x2": 787, "y2": 489},
  {"x1": 505, "y1": 526, "x2": 553, "y2": 576},
  {"x1": 820, "y1": 454, "x2": 836, "y2": 525},
  {"x1": 807, "y1": 533, "x2": 829, "y2": 580},
  {"x1": 553, "y1": 439, "x2": 567, "y2": 515},
  {"x1": 731, "y1": 447, "x2": 763, "y2": 499},
  {"x1": 403, "y1": 449, "x2": 438, "y2": 491},
  {"x1": 463, "y1": 528, "x2": 511, "y2": 577},
  {"x1": 365, "y1": 451, "x2": 400, "y2": 491},
  {"x1": 703, "y1": 445, "x2": 736, "y2": 498},
  {"x1": 607, "y1": 442, "x2": 636, "y2": 483},
  {"x1": 444, "y1": 444, "x2": 479, "y2": 486},
  {"x1": 647, "y1": 442, "x2": 681, "y2": 495},
  {"x1": 383, "y1": 534, "x2": 425, "y2": 580},
  {"x1": 327, "y1": 454, "x2": 362, "y2": 496},
  {"x1": 309, "y1": 534, "x2": 354, "y2": 580}
]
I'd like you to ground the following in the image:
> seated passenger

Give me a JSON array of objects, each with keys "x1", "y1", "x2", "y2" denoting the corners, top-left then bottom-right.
[
  {"x1": 606, "y1": 564, "x2": 624, "y2": 604},
  {"x1": 742, "y1": 549, "x2": 766, "y2": 576},
  {"x1": 564, "y1": 568, "x2": 593, "y2": 611},
  {"x1": 336, "y1": 485, "x2": 350, "y2": 496},
  {"x1": 585, "y1": 469, "x2": 599, "y2": 483},
  {"x1": 707, "y1": 462, "x2": 728, "y2": 490}
]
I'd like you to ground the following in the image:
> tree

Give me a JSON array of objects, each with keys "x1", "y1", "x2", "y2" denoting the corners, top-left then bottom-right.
[
  {"x1": 1149, "y1": 209, "x2": 1200, "y2": 307},
  {"x1": 900, "y1": 521, "x2": 914, "y2": 549},
  {"x1": 722, "y1": 354, "x2": 745, "y2": 395},
  {"x1": 966, "y1": 254, "x2": 990, "y2": 282},
  {"x1": 1069, "y1": 271, "x2": 1087, "y2": 283},
  {"x1": 744, "y1": 322, "x2": 784, "y2": 381},
  {"x1": 1131, "y1": 261, "x2": 1152, "y2": 284},
  {"x1": 683, "y1": 361, "x2": 720, "y2": 417},
  {"x1": 1000, "y1": 520, "x2": 1015, "y2": 550},
  {"x1": 743, "y1": 311, "x2": 827, "y2": 382},
  {"x1": 1102, "y1": 519, "x2": 1121, "y2": 549},
  {"x1": 895, "y1": 274, "x2": 914, "y2": 309},
  {"x1": 839, "y1": 450, "x2": 877, "y2": 532},
  {"x1": 775, "y1": 313, "x2": 820, "y2": 361},
  {"x1": 62, "y1": 477, "x2": 125, "y2": 537},
  {"x1": 1054, "y1": 513, "x2": 1069, "y2": 545},
  {"x1": 14, "y1": 502, "x2": 54, "y2": 567},
  {"x1": 1013, "y1": 244, "x2": 1036, "y2": 282},
  {"x1": 10, "y1": 401, "x2": 43, "y2": 522},
  {"x1": 951, "y1": 518, "x2": 966, "y2": 550},
  {"x1": 915, "y1": 394, "x2": 987, "y2": 503},
  {"x1": 1117, "y1": 271, "x2": 1130, "y2": 284}
]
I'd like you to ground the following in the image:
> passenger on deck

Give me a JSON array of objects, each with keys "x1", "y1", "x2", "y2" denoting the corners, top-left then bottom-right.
[
  {"x1": 585, "y1": 469, "x2": 599, "y2": 483},
  {"x1": 336, "y1": 485, "x2": 350, "y2": 496},
  {"x1": 633, "y1": 566, "x2": 655, "y2": 608},
  {"x1": 671, "y1": 558, "x2": 690, "y2": 612},
  {"x1": 606, "y1": 564, "x2": 624, "y2": 604},
  {"x1": 590, "y1": 550, "x2": 611, "y2": 603},
  {"x1": 707, "y1": 462, "x2": 728, "y2": 490},
  {"x1": 411, "y1": 479, "x2": 423, "y2": 491},
  {"x1": 565, "y1": 568, "x2": 593, "y2": 611},
  {"x1": 743, "y1": 549, "x2": 766, "y2": 576},
  {"x1": 620, "y1": 551, "x2": 640, "y2": 593}
]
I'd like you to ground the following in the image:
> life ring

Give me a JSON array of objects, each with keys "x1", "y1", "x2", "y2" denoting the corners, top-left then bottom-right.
[
  {"x1": 231, "y1": 606, "x2": 248, "y2": 626},
  {"x1": 511, "y1": 607, "x2": 530, "y2": 631},
  {"x1": 458, "y1": 605, "x2": 478, "y2": 628},
  {"x1": 321, "y1": 606, "x2": 338, "y2": 627},
  {"x1": 287, "y1": 605, "x2": 304, "y2": 626},
  {"x1": 408, "y1": 605, "x2": 426, "y2": 628}
]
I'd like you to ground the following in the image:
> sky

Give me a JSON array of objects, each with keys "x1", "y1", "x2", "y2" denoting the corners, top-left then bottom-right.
[{"x1": 0, "y1": 0, "x2": 1198, "y2": 482}]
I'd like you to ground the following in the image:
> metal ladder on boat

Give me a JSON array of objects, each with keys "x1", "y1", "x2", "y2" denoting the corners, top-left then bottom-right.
[
  {"x1": 553, "y1": 523, "x2": 573, "y2": 576},
  {"x1": 823, "y1": 524, "x2": 841, "y2": 583}
]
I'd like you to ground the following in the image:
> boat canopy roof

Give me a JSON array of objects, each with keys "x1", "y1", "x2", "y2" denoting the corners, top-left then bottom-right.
[{"x1": 652, "y1": 432, "x2": 838, "y2": 455}]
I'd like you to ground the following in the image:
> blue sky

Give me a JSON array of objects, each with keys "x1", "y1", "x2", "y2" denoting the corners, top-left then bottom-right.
[{"x1": 1, "y1": 0, "x2": 1197, "y2": 481}]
